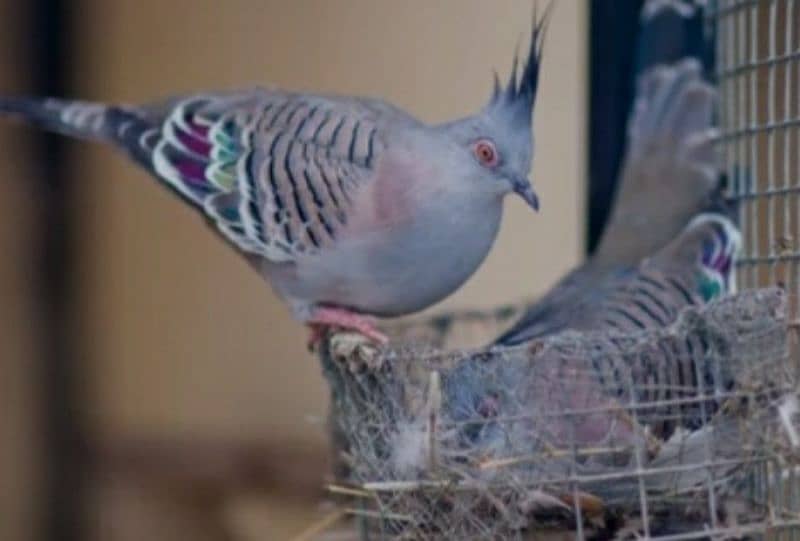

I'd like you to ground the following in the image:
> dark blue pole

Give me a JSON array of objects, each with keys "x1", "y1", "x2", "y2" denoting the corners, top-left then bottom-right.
[
  {"x1": 29, "y1": 0, "x2": 85, "y2": 539},
  {"x1": 587, "y1": 0, "x2": 644, "y2": 254}
]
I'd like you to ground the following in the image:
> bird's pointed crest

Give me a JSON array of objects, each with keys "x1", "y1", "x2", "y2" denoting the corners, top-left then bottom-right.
[
  {"x1": 491, "y1": 70, "x2": 502, "y2": 102},
  {"x1": 486, "y1": 2, "x2": 552, "y2": 121}
]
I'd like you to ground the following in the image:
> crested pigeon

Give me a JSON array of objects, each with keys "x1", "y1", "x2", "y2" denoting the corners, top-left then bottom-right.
[
  {"x1": 440, "y1": 213, "x2": 744, "y2": 519},
  {"x1": 0, "y1": 11, "x2": 550, "y2": 345},
  {"x1": 461, "y1": 1, "x2": 757, "y2": 520},
  {"x1": 453, "y1": 210, "x2": 742, "y2": 444},
  {"x1": 496, "y1": 0, "x2": 722, "y2": 346}
]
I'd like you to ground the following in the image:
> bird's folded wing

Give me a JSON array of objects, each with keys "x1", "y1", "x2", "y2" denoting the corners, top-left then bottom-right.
[{"x1": 147, "y1": 91, "x2": 384, "y2": 262}]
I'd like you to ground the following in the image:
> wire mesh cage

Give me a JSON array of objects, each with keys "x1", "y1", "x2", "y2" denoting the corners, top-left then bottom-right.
[
  {"x1": 717, "y1": 0, "x2": 800, "y2": 318},
  {"x1": 321, "y1": 290, "x2": 796, "y2": 540},
  {"x1": 714, "y1": 0, "x2": 800, "y2": 537},
  {"x1": 314, "y1": 2, "x2": 800, "y2": 539}
]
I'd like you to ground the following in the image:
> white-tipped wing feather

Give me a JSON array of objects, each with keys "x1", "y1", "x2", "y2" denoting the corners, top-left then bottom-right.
[{"x1": 148, "y1": 91, "x2": 387, "y2": 262}]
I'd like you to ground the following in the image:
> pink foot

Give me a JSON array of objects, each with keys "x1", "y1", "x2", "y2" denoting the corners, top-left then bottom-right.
[{"x1": 306, "y1": 307, "x2": 389, "y2": 350}]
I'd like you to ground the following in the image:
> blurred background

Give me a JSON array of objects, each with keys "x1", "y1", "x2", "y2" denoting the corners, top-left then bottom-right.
[{"x1": 0, "y1": 1, "x2": 654, "y2": 539}]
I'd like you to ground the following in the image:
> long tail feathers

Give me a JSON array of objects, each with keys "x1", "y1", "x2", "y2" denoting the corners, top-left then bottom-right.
[
  {"x1": 628, "y1": 59, "x2": 716, "y2": 151},
  {"x1": 636, "y1": 0, "x2": 712, "y2": 78},
  {"x1": 0, "y1": 96, "x2": 157, "y2": 166},
  {"x1": 593, "y1": 0, "x2": 721, "y2": 266},
  {"x1": 0, "y1": 97, "x2": 111, "y2": 139}
]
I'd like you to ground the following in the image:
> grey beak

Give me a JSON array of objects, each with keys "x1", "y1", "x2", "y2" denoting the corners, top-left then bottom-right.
[{"x1": 510, "y1": 175, "x2": 540, "y2": 211}]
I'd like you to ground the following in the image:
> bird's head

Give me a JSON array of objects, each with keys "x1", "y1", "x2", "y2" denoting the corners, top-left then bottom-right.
[{"x1": 437, "y1": 5, "x2": 550, "y2": 212}]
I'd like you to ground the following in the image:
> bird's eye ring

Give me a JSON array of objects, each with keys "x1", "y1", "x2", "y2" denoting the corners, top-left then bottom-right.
[{"x1": 473, "y1": 139, "x2": 499, "y2": 168}]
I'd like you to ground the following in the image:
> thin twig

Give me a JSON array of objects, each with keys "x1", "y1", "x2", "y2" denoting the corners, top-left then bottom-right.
[
  {"x1": 289, "y1": 509, "x2": 348, "y2": 541},
  {"x1": 326, "y1": 484, "x2": 371, "y2": 498},
  {"x1": 427, "y1": 370, "x2": 442, "y2": 470},
  {"x1": 343, "y1": 508, "x2": 414, "y2": 522}
]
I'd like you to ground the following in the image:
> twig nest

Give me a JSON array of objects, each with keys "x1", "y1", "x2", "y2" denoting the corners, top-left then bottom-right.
[{"x1": 319, "y1": 289, "x2": 799, "y2": 539}]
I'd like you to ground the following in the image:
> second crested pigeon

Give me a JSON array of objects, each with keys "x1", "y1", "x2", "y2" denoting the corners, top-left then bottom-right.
[
  {"x1": 0, "y1": 11, "x2": 550, "y2": 345},
  {"x1": 496, "y1": 0, "x2": 722, "y2": 346}
]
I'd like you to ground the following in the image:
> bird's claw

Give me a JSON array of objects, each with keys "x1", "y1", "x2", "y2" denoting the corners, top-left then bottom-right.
[
  {"x1": 329, "y1": 332, "x2": 384, "y2": 374},
  {"x1": 305, "y1": 307, "x2": 389, "y2": 352}
]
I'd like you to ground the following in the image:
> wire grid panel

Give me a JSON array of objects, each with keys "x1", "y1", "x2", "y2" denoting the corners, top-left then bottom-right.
[
  {"x1": 715, "y1": 2, "x2": 800, "y2": 538},
  {"x1": 716, "y1": 0, "x2": 800, "y2": 322},
  {"x1": 322, "y1": 290, "x2": 795, "y2": 540}
]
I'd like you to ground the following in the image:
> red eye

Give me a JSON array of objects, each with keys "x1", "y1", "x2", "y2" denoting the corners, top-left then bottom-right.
[{"x1": 473, "y1": 140, "x2": 499, "y2": 167}]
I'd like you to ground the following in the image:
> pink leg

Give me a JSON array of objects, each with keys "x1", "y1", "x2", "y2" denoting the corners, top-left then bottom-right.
[{"x1": 306, "y1": 307, "x2": 388, "y2": 348}]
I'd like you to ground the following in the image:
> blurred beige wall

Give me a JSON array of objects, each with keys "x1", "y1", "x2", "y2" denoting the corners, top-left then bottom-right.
[
  {"x1": 0, "y1": 3, "x2": 42, "y2": 540},
  {"x1": 72, "y1": 0, "x2": 586, "y2": 449}
]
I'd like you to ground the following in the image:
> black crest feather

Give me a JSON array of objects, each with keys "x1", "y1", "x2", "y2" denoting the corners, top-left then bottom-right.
[{"x1": 491, "y1": 1, "x2": 553, "y2": 117}]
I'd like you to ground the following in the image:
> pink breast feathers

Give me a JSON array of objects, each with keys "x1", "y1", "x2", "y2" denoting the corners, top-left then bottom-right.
[{"x1": 366, "y1": 157, "x2": 428, "y2": 230}]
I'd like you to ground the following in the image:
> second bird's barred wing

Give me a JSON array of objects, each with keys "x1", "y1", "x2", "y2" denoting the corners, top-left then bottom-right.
[
  {"x1": 146, "y1": 91, "x2": 384, "y2": 262},
  {"x1": 589, "y1": 214, "x2": 740, "y2": 335}
]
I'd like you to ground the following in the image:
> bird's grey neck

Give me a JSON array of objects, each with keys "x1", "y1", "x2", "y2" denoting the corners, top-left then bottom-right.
[{"x1": 431, "y1": 116, "x2": 474, "y2": 134}]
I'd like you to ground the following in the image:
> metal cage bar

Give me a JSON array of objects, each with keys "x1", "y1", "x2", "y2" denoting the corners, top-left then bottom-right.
[
  {"x1": 716, "y1": 2, "x2": 800, "y2": 539},
  {"x1": 717, "y1": 0, "x2": 800, "y2": 312}
]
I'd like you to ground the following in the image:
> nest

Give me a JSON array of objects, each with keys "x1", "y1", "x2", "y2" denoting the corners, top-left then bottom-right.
[{"x1": 318, "y1": 289, "x2": 800, "y2": 540}]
